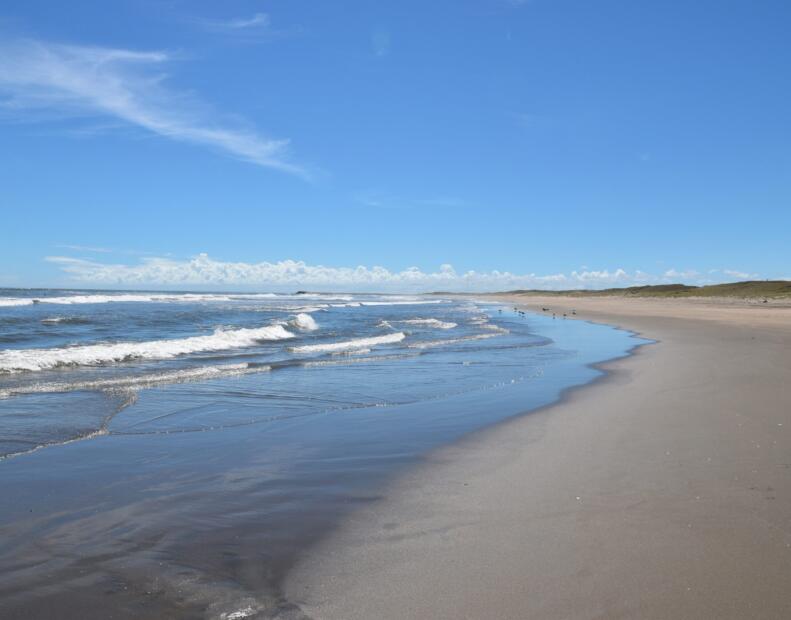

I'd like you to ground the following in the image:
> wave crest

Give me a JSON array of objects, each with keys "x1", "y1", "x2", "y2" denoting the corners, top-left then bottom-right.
[
  {"x1": 290, "y1": 332, "x2": 406, "y2": 354},
  {"x1": 400, "y1": 318, "x2": 457, "y2": 329},
  {"x1": 0, "y1": 324, "x2": 294, "y2": 372},
  {"x1": 289, "y1": 313, "x2": 318, "y2": 331}
]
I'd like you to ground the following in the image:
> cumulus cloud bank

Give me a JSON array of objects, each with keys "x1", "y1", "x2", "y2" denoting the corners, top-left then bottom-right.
[
  {"x1": 723, "y1": 269, "x2": 757, "y2": 280},
  {"x1": 45, "y1": 253, "x2": 731, "y2": 292},
  {"x1": 0, "y1": 38, "x2": 302, "y2": 175}
]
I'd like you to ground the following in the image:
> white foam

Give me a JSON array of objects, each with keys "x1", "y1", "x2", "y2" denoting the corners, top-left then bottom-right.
[
  {"x1": 303, "y1": 352, "x2": 417, "y2": 367},
  {"x1": 46, "y1": 293, "x2": 184, "y2": 304},
  {"x1": 0, "y1": 324, "x2": 294, "y2": 372},
  {"x1": 481, "y1": 323, "x2": 510, "y2": 333},
  {"x1": 0, "y1": 293, "x2": 210, "y2": 306},
  {"x1": 331, "y1": 348, "x2": 372, "y2": 356},
  {"x1": 0, "y1": 364, "x2": 268, "y2": 398},
  {"x1": 223, "y1": 608, "x2": 257, "y2": 620},
  {"x1": 289, "y1": 313, "x2": 319, "y2": 331},
  {"x1": 408, "y1": 333, "x2": 501, "y2": 349},
  {"x1": 359, "y1": 300, "x2": 443, "y2": 306},
  {"x1": 0, "y1": 292, "x2": 393, "y2": 307},
  {"x1": 40, "y1": 316, "x2": 71, "y2": 324},
  {"x1": 0, "y1": 426, "x2": 112, "y2": 461},
  {"x1": 400, "y1": 318, "x2": 457, "y2": 329},
  {"x1": 469, "y1": 316, "x2": 509, "y2": 334},
  {"x1": 295, "y1": 294, "x2": 354, "y2": 301},
  {"x1": 0, "y1": 292, "x2": 294, "y2": 307},
  {"x1": 290, "y1": 332, "x2": 406, "y2": 354}
]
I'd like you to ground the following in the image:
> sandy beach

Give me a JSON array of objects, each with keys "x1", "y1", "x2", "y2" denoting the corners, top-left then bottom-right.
[{"x1": 285, "y1": 296, "x2": 791, "y2": 619}]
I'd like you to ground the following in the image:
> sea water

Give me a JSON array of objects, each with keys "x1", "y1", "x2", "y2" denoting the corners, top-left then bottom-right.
[{"x1": 0, "y1": 289, "x2": 644, "y2": 618}]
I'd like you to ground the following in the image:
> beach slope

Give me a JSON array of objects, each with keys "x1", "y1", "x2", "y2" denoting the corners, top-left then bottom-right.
[{"x1": 286, "y1": 296, "x2": 791, "y2": 619}]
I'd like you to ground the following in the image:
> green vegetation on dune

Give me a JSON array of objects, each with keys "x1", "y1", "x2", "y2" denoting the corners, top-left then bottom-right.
[{"x1": 499, "y1": 280, "x2": 791, "y2": 299}]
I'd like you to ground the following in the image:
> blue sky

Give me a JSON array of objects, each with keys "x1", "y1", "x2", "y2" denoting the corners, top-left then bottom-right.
[{"x1": 0, "y1": 0, "x2": 788, "y2": 291}]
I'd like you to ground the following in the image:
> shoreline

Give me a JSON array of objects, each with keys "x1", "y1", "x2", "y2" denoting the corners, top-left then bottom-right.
[
  {"x1": 0, "y1": 299, "x2": 638, "y2": 620},
  {"x1": 285, "y1": 296, "x2": 791, "y2": 619}
]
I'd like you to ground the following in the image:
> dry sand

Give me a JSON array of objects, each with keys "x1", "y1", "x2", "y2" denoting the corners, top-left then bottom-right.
[{"x1": 285, "y1": 296, "x2": 791, "y2": 619}]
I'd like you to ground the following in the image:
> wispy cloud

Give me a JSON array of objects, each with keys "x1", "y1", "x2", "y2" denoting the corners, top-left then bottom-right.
[
  {"x1": 195, "y1": 12, "x2": 271, "y2": 33},
  {"x1": 56, "y1": 244, "x2": 113, "y2": 254},
  {"x1": 371, "y1": 29, "x2": 391, "y2": 57},
  {"x1": 220, "y1": 13, "x2": 271, "y2": 30},
  {"x1": 44, "y1": 254, "x2": 750, "y2": 293},
  {"x1": 55, "y1": 244, "x2": 167, "y2": 257},
  {"x1": 191, "y1": 11, "x2": 301, "y2": 41},
  {"x1": 0, "y1": 38, "x2": 305, "y2": 176}
]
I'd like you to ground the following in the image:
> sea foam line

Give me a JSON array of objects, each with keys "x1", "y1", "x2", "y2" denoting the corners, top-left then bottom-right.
[
  {"x1": 290, "y1": 332, "x2": 406, "y2": 354},
  {"x1": 359, "y1": 300, "x2": 444, "y2": 306},
  {"x1": 407, "y1": 333, "x2": 502, "y2": 349},
  {"x1": 0, "y1": 292, "x2": 290, "y2": 307},
  {"x1": 0, "y1": 293, "x2": 218, "y2": 307},
  {"x1": 302, "y1": 352, "x2": 419, "y2": 367},
  {"x1": 40, "y1": 316, "x2": 92, "y2": 325},
  {"x1": 0, "y1": 292, "x2": 429, "y2": 308},
  {"x1": 0, "y1": 324, "x2": 293, "y2": 372},
  {"x1": 0, "y1": 364, "x2": 269, "y2": 398},
  {"x1": 399, "y1": 318, "x2": 457, "y2": 329}
]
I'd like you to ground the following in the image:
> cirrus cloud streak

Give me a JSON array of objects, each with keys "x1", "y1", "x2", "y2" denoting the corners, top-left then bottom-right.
[{"x1": 0, "y1": 38, "x2": 304, "y2": 176}]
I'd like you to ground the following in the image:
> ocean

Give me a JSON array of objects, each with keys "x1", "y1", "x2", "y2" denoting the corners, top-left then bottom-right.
[{"x1": 0, "y1": 288, "x2": 644, "y2": 618}]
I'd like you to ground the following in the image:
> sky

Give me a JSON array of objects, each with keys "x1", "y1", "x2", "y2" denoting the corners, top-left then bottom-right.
[{"x1": 0, "y1": 0, "x2": 788, "y2": 292}]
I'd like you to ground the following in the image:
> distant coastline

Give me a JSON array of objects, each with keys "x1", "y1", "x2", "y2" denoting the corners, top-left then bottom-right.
[{"x1": 435, "y1": 279, "x2": 791, "y2": 300}]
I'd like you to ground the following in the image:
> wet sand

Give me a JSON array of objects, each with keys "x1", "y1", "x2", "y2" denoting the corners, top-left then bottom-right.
[{"x1": 285, "y1": 296, "x2": 791, "y2": 619}]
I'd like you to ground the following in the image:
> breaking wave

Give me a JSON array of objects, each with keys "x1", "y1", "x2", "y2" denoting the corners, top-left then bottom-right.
[
  {"x1": 0, "y1": 292, "x2": 289, "y2": 307},
  {"x1": 289, "y1": 313, "x2": 319, "y2": 331},
  {"x1": 400, "y1": 318, "x2": 457, "y2": 329},
  {"x1": 0, "y1": 298, "x2": 34, "y2": 307},
  {"x1": 290, "y1": 332, "x2": 406, "y2": 354},
  {"x1": 0, "y1": 324, "x2": 294, "y2": 372}
]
